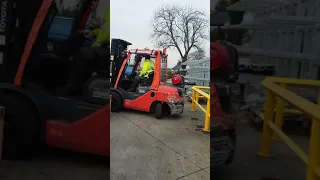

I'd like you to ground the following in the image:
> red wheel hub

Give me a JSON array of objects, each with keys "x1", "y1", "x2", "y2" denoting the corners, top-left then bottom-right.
[
  {"x1": 211, "y1": 42, "x2": 229, "y2": 72},
  {"x1": 172, "y1": 75, "x2": 182, "y2": 85}
]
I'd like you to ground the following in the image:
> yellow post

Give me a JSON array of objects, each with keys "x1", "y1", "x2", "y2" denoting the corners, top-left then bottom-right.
[
  {"x1": 306, "y1": 89, "x2": 320, "y2": 180},
  {"x1": 273, "y1": 84, "x2": 286, "y2": 140},
  {"x1": 203, "y1": 98, "x2": 210, "y2": 132},
  {"x1": 191, "y1": 90, "x2": 196, "y2": 111},
  {"x1": 196, "y1": 92, "x2": 199, "y2": 103},
  {"x1": 257, "y1": 90, "x2": 276, "y2": 157}
]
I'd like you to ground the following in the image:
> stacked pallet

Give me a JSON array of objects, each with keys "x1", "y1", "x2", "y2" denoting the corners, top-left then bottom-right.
[
  {"x1": 225, "y1": 0, "x2": 320, "y2": 126},
  {"x1": 225, "y1": 0, "x2": 320, "y2": 81},
  {"x1": 181, "y1": 59, "x2": 210, "y2": 87}
]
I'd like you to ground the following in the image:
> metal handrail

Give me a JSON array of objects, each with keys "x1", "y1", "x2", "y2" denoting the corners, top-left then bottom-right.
[
  {"x1": 191, "y1": 86, "x2": 210, "y2": 132},
  {"x1": 259, "y1": 77, "x2": 320, "y2": 180}
]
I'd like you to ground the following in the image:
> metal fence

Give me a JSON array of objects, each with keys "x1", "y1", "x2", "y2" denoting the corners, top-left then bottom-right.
[
  {"x1": 259, "y1": 77, "x2": 320, "y2": 180},
  {"x1": 182, "y1": 59, "x2": 210, "y2": 87},
  {"x1": 190, "y1": 86, "x2": 211, "y2": 132}
]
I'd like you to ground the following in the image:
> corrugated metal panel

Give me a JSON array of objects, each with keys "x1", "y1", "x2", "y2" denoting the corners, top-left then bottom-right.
[
  {"x1": 182, "y1": 59, "x2": 210, "y2": 86},
  {"x1": 223, "y1": 0, "x2": 320, "y2": 80}
]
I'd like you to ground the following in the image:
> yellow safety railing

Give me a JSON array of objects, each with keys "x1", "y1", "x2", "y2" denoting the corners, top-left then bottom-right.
[
  {"x1": 190, "y1": 86, "x2": 210, "y2": 132},
  {"x1": 259, "y1": 77, "x2": 320, "y2": 180}
]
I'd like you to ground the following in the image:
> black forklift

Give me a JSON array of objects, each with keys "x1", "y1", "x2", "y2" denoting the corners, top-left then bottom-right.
[{"x1": 0, "y1": 0, "x2": 111, "y2": 160}]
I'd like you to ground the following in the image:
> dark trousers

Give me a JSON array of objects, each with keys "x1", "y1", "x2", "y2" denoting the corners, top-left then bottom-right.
[
  {"x1": 130, "y1": 76, "x2": 147, "y2": 90},
  {"x1": 67, "y1": 46, "x2": 109, "y2": 94},
  {"x1": 67, "y1": 47, "x2": 96, "y2": 91}
]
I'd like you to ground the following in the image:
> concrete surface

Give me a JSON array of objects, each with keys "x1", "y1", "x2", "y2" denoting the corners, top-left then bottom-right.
[
  {"x1": 0, "y1": 100, "x2": 308, "y2": 180},
  {"x1": 110, "y1": 102, "x2": 210, "y2": 180},
  {"x1": 0, "y1": 150, "x2": 109, "y2": 180},
  {"x1": 216, "y1": 116, "x2": 308, "y2": 180},
  {"x1": 0, "y1": 102, "x2": 209, "y2": 180}
]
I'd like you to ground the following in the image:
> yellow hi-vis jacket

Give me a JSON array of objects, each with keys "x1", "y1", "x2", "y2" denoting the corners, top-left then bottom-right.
[
  {"x1": 139, "y1": 59, "x2": 155, "y2": 78},
  {"x1": 91, "y1": 2, "x2": 110, "y2": 48}
]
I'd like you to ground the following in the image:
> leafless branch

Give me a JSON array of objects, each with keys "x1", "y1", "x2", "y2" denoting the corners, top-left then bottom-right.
[{"x1": 150, "y1": 4, "x2": 209, "y2": 63}]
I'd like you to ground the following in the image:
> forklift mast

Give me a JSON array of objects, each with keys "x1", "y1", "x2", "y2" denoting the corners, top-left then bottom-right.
[
  {"x1": 110, "y1": 38, "x2": 132, "y2": 86},
  {"x1": 73, "y1": 0, "x2": 94, "y2": 31},
  {"x1": 0, "y1": 0, "x2": 57, "y2": 83}
]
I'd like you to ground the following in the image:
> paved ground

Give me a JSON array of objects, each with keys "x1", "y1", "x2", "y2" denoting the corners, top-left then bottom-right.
[
  {"x1": 216, "y1": 113, "x2": 308, "y2": 180},
  {"x1": 0, "y1": 150, "x2": 109, "y2": 180},
  {"x1": 0, "y1": 102, "x2": 210, "y2": 180},
  {"x1": 0, "y1": 100, "x2": 309, "y2": 180},
  {"x1": 110, "y1": 102, "x2": 210, "y2": 180}
]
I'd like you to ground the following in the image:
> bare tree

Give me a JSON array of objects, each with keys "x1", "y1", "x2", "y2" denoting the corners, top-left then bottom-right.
[{"x1": 150, "y1": 4, "x2": 209, "y2": 67}]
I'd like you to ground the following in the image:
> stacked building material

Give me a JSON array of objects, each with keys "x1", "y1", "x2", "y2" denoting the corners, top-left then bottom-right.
[{"x1": 181, "y1": 59, "x2": 210, "y2": 87}]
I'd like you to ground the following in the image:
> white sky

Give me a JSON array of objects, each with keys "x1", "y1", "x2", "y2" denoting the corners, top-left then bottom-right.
[{"x1": 110, "y1": 0, "x2": 210, "y2": 68}]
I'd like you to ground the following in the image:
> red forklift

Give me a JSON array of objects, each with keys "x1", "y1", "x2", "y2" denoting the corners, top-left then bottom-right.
[
  {"x1": 110, "y1": 39, "x2": 184, "y2": 119},
  {"x1": 0, "y1": 0, "x2": 110, "y2": 160},
  {"x1": 211, "y1": 41, "x2": 238, "y2": 170}
]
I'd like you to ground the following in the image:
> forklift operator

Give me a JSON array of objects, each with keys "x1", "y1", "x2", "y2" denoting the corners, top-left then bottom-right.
[
  {"x1": 65, "y1": 1, "x2": 110, "y2": 95},
  {"x1": 128, "y1": 54, "x2": 155, "y2": 92}
]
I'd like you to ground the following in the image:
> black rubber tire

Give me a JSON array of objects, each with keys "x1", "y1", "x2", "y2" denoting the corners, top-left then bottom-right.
[
  {"x1": 219, "y1": 95, "x2": 233, "y2": 114},
  {"x1": 155, "y1": 103, "x2": 163, "y2": 119},
  {"x1": 225, "y1": 129, "x2": 237, "y2": 165},
  {"x1": 0, "y1": 93, "x2": 40, "y2": 160},
  {"x1": 211, "y1": 128, "x2": 236, "y2": 167},
  {"x1": 111, "y1": 91, "x2": 122, "y2": 112},
  {"x1": 225, "y1": 150, "x2": 235, "y2": 165}
]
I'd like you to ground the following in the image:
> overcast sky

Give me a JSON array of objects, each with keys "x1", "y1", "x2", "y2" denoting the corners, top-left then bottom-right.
[{"x1": 110, "y1": 0, "x2": 210, "y2": 68}]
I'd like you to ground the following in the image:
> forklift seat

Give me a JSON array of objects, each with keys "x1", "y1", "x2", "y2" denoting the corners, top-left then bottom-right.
[{"x1": 93, "y1": 46, "x2": 110, "y2": 77}]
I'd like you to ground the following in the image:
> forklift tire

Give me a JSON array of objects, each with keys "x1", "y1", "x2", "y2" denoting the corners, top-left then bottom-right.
[
  {"x1": 111, "y1": 91, "x2": 123, "y2": 112},
  {"x1": 155, "y1": 103, "x2": 163, "y2": 119},
  {"x1": 0, "y1": 93, "x2": 39, "y2": 160}
]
